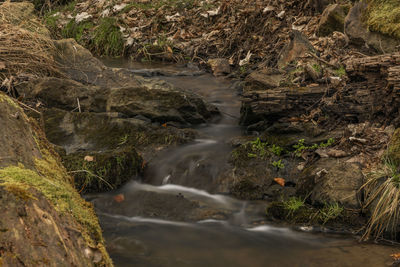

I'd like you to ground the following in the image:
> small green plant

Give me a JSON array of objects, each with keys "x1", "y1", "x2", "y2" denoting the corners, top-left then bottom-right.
[
  {"x1": 283, "y1": 197, "x2": 305, "y2": 216},
  {"x1": 334, "y1": 66, "x2": 346, "y2": 77},
  {"x1": 272, "y1": 159, "x2": 285, "y2": 170},
  {"x1": 270, "y1": 144, "x2": 283, "y2": 156},
  {"x1": 247, "y1": 138, "x2": 269, "y2": 158},
  {"x1": 293, "y1": 138, "x2": 335, "y2": 157},
  {"x1": 319, "y1": 202, "x2": 343, "y2": 224},
  {"x1": 118, "y1": 134, "x2": 129, "y2": 146},
  {"x1": 312, "y1": 63, "x2": 322, "y2": 73}
]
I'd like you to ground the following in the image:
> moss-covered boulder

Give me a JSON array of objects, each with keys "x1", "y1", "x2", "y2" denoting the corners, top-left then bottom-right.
[
  {"x1": 62, "y1": 147, "x2": 143, "y2": 193},
  {"x1": 345, "y1": 2, "x2": 400, "y2": 53},
  {"x1": 0, "y1": 93, "x2": 112, "y2": 266}
]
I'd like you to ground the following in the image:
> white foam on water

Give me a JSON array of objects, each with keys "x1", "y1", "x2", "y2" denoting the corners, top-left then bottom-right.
[
  {"x1": 129, "y1": 182, "x2": 234, "y2": 206},
  {"x1": 103, "y1": 214, "x2": 192, "y2": 227},
  {"x1": 197, "y1": 219, "x2": 229, "y2": 225},
  {"x1": 246, "y1": 225, "x2": 291, "y2": 234}
]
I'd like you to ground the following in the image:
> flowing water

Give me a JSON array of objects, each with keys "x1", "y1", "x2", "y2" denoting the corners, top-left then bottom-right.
[{"x1": 91, "y1": 61, "x2": 398, "y2": 267}]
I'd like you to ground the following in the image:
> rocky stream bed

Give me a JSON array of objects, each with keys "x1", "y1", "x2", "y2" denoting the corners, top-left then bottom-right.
[{"x1": 2, "y1": 0, "x2": 400, "y2": 266}]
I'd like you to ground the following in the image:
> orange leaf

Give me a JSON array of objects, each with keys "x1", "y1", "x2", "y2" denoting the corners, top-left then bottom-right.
[
  {"x1": 391, "y1": 253, "x2": 400, "y2": 260},
  {"x1": 167, "y1": 46, "x2": 173, "y2": 53},
  {"x1": 162, "y1": 123, "x2": 167, "y2": 127},
  {"x1": 141, "y1": 160, "x2": 147, "y2": 169},
  {"x1": 84, "y1": 155, "x2": 94, "y2": 162},
  {"x1": 113, "y1": 194, "x2": 125, "y2": 203},
  {"x1": 274, "y1": 178, "x2": 285, "y2": 187}
]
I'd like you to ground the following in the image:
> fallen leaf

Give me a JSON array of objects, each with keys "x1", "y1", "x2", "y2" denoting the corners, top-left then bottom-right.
[
  {"x1": 274, "y1": 178, "x2": 285, "y2": 187},
  {"x1": 391, "y1": 253, "x2": 400, "y2": 260},
  {"x1": 162, "y1": 123, "x2": 167, "y2": 127},
  {"x1": 0, "y1": 61, "x2": 5, "y2": 70},
  {"x1": 141, "y1": 160, "x2": 147, "y2": 169},
  {"x1": 167, "y1": 46, "x2": 173, "y2": 53},
  {"x1": 113, "y1": 194, "x2": 125, "y2": 203},
  {"x1": 84, "y1": 155, "x2": 94, "y2": 162}
]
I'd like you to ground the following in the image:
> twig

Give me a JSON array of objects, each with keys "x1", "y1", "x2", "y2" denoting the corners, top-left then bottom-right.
[
  {"x1": 68, "y1": 170, "x2": 115, "y2": 190},
  {"x1": 306, "y1": 52, "x2": 337, "y2": 68},
  {"x1": 76, "y1": 98, "x2": 81, "y2": 113},
  {"x1": 17, "y1": 100, "x2": 41, "y2": 114}
]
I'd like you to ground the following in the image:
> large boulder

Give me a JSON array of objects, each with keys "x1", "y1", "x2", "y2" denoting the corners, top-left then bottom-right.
[
  {"x1": 0, "y1": 93, "x2": 112, "y2": 266},
  {"x1": 317, "y1": 4, "x2": 349, "y2": 36},
  {"x1": 344, "y1": 2, "x2": 400, "y2": 53},
  {"x1": 297, "y1": 158, "x2": 363, "y2": 208}
]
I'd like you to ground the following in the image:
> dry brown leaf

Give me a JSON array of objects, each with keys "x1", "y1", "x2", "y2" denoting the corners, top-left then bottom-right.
[
  {"x1": 274, "y1": 177, "x2": 285, "y2": 187},
  {"x1": 113, "y1": 194, "x2": 125, "y2": 203},
  {"x1": 0, "y1": 61, "x2": 5, "y2": 70},
  {"x1": 84, "y1": 155, "x2": 94, "y2": 162}
]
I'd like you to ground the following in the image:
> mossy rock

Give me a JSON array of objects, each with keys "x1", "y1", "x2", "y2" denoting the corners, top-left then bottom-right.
[
  {"x1": 0, "y1": 92, "x2": 112, "y2": 266},
  {"x1": 63, "y1": 146, "x2": 143, "y2": 193},
  {"x1": 364, "y1": 0, "x2": 400, "y2": 40},
  {"x1": 387, "y1": 128, "x2": 400, "y2": 164}
]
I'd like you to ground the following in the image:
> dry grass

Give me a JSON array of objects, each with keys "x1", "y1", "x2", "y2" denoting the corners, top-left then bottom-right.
[
  {"x1": 0, "y1": 23, "x2": 61, "y2": 83},
  {"x1": 361, "y1": 159, "x2": 400, "y2": 240}
]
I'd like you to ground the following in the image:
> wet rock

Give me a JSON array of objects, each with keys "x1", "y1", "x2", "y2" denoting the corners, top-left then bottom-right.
[
  {"x1": 207, "y1": 58, "x2": 231, "y2": 76},
  {"x1": 107, "y1": 78, "x2": 218, "y2": 125},
  {"x1": 92, "y1": 190, "x2": 231, "y2": 222},
  {"x1": 297, "y1": 158, "x2": 363, "y2": 208},
  {"x1": 344, "y1": 2, "x2": 400, "y2": 53},
  {"x1": 43, "y1": 108, "x2": 196, "y2": 154},
  {"x1": 63, "y1": 147, "x2": 143, "y2": 193},
  {"x1": 317, "y1": 4, "x2": 349, "y2": 37},
  {"x1": 278, "y1": 30, "x2": 316, "y2": 68}
]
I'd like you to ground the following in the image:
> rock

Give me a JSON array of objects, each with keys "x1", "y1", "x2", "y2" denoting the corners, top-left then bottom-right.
[
  {"x1": 344, "y1": 2, "x2": 400, "y2": 53},
  {"x1": 245, "y1": 68, "x2": 284, "y2": 89},
  {"x1": 43, "y1": 108, "x2": 196, "y2": 154},
  {"x1": 18, "y1": 77, "x2": 109, "y2": 113},
  {"x1": 107, "y1": 78, "x2": 218, "y2": 125},
  {"x1": 297, "y1": 158, "x2": 363, "y2": 208},
  {"x1": 0, "y1": 93, "x2": 112, "y2": 266},
  {"x1": 317, "y1": 4, "x2": 349, "y2": 37},
  {"x1": 62, "y1": 147, "x2": 143, "y2": 193},
  {"x1": 278, "y1": 30, "x2": 316, "y2": 68},
  {"x1": 207, "y1": 58, "x2": 231, "y2": 76}
]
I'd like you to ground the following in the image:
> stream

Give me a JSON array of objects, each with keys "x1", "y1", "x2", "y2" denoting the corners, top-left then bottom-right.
[{"x1": 89, "y1": 61, "x2": 397, "y2": 267}]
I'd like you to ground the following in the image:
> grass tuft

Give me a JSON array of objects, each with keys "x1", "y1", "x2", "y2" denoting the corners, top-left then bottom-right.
[{"x1": 362, "y1": 158, "x2": 400, "y2": 240}]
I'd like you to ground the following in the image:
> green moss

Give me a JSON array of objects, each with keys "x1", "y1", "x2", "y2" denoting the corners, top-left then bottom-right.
[
  {"x1": 0, "y1": 152, "x2": 112, "y2": 265},
  {"x1": 364, "y1": 0, "x2": 400, "y2": 39},
  {"x1": 92, "y1": 18, "x2": 124, "y2": 56},
  {"x1": 334, "y1": 65, "x2": 346, "y2": 77},
  {"x1": 62, "y1": 19, "x2": 94, "y2": 43},
  {"x1": 0, "y1": 93, "x2": 21, "y2": 110},
  {"x1": 0, "y1": 182, "x2": 37, "y2": 201}
]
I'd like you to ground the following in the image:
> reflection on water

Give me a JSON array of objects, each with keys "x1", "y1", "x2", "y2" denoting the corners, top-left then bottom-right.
[{"x1": 95, "y1": 61, "x2": 397, "y2": 267}]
